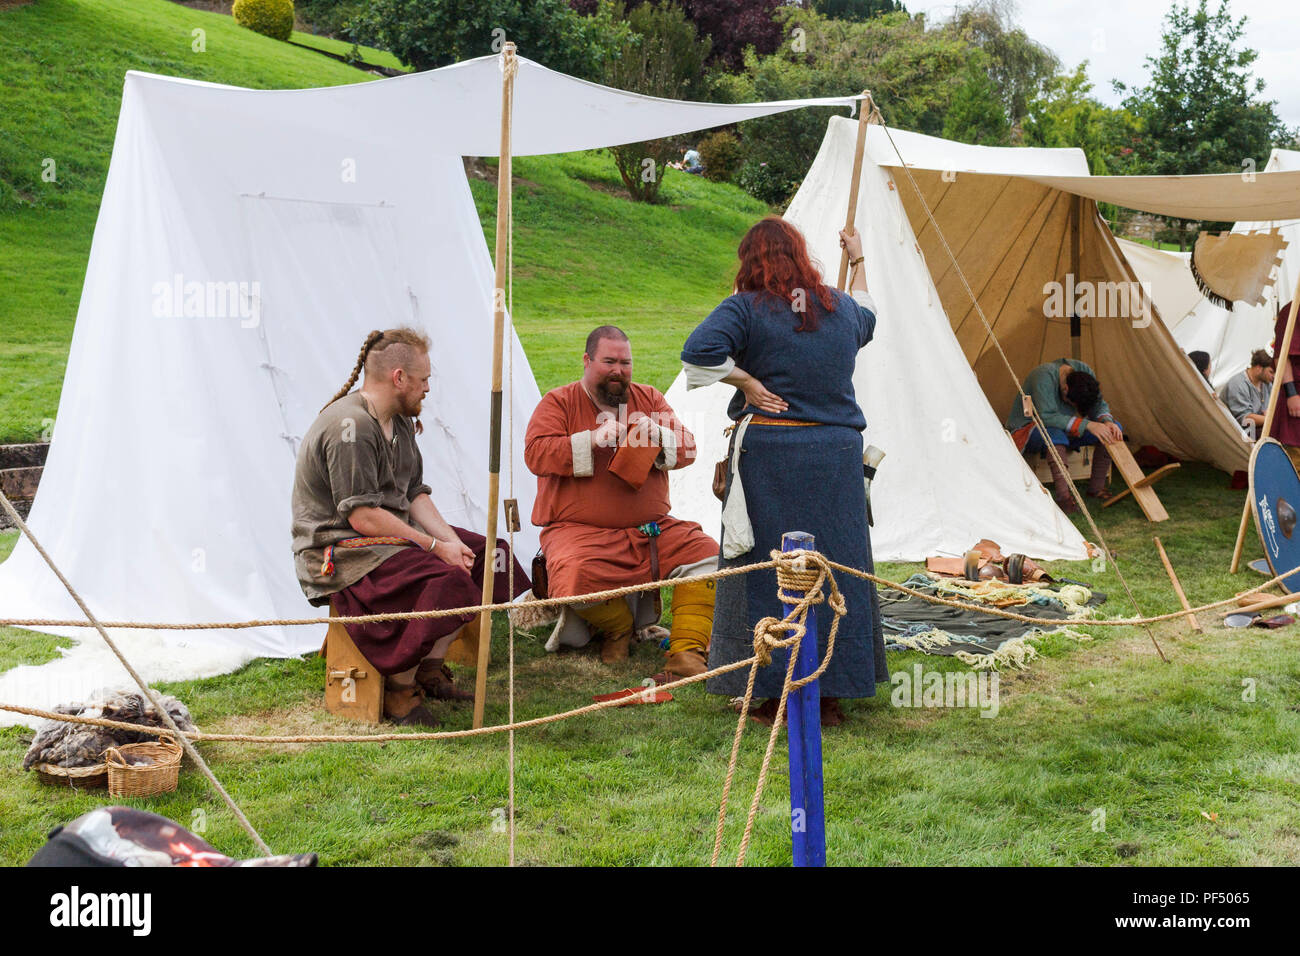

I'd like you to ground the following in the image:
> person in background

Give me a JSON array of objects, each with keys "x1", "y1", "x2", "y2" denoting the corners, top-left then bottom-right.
[
  {"x1": 681, "y1": 216, "x2": 886, "y2": 727},
  {"x1": 1220, "y1": 348, "x2": 1274, "y2": 436},
  {"x1": 682, "y1": 146, "x2": 703, "y2": 175},
  {"x1": 1004, "y1": 359, "x2": 1122, "y2": 513},
  {"x1": 1188, "y1": 350, "x2": 1213, "y2": 386},
  {"x1": 1269, "y1": 301, "x2": 1300, "y2": 468}
]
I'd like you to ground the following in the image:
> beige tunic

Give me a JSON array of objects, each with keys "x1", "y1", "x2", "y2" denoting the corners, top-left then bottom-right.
[{"x1": 291, "y1": 392, "x2": 431, "y2": 604}]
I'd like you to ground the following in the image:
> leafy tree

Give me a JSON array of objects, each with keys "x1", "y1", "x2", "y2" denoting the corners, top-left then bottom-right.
[
  {"x1": 680, "y1": 0, "x2": 785, "y2": 70},
  {"x1": 943, "y1": 55, "x2": 1010, "y2": 145},
  {"x1": 1024, "y1": 62, "x2": 1141, "y2": 176},
  {"x1": 811, "y1": 0, "x2": 905, "y2": 21},
  {"x1": 603, "y1": 2, "x2": 712, "y2": 202},
  {"x1": 942, "y1": 1, "x2": 1058, "y2": 137},
  {"x1": 713, "y1": 7, "x2": 969, "y2": 205},
  {"x1": 350, "y1": 0, "x2": 629, "y2": 78},
  {"x1": 1116, "y1": 0, "x2": 1297, "y2": 246}
]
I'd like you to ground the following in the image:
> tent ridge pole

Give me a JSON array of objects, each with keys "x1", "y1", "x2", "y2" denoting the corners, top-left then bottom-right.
[
  {"x1": 836, "y1": 90, "x2": 875, "y2": 291},
  {"x1": 473, "y1": 42, "x2": 518, "y2": 729}
]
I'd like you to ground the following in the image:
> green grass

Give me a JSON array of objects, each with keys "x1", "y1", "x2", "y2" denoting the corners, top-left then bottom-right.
[
  {"x1": 2, "y1": 0, "x2": 1297, "y2": 867},
  {"x1": 289, "y1": 30, "x2": 409, "y2": 72},
  {"x1": 2, "y1": 465, "x2": 1297, "y2": 866}
]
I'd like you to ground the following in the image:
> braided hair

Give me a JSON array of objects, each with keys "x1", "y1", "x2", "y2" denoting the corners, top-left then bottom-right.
[{"x1": 322, "y1": 329, "x2": 385, "y2": 411}]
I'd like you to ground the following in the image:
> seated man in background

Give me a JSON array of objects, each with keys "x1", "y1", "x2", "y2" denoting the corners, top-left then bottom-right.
[
  {"x1": 292, "y1": 327, "x2": 529, "y2": 727},
  {"x1": 1005, "y1": 358, "x2": 1122, "y2": 514},
  {"x1": 1220, "y1": 348, "x2": 1274, "y2": 436},
  {"x1": 525, "y1": 326, "x2": 719, "y2": 681}
]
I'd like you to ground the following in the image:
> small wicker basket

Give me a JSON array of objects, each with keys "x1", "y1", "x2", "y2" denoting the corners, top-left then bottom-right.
[
  {"x1": 35, "y1": 762, "x2": 108, "y2": 790},
  {"x1": 104, "y1": 736, "x2": 182, "y2": 797}
]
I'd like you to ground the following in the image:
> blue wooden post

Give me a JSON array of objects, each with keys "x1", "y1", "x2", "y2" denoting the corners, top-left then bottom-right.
[{"x1": 781, "y1": 531, "x2": 826, "y2": 867}]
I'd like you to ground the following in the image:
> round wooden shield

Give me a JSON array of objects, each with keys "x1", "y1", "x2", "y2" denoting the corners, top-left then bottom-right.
[{"x1": 1248, "y1": 438, "x2": 1300, "y2": 593}]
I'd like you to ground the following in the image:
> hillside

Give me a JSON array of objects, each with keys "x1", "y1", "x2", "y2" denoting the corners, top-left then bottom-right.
[{"x1": 0, "y1": 0, "x2": 768, "y2": 443}]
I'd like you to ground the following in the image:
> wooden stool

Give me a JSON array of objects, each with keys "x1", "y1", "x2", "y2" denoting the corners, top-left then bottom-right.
[
  {"x1": 1101, "y1": 440, "x2": 1178, "y2": 522},
  {"x1": 322, "y1": 608, "x2": 384, "y2": 724}
]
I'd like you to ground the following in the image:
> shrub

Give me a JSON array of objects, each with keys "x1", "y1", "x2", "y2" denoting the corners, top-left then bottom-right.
[
  {"x1": 735, "y1": 158, "x2": 796, "y2": 208},
  {"x1": 233, "y1": 0, "x2": 296, "y2": 42},
  {"x1": 696, "y1": 130, "x2": 743, "y2": 182}
]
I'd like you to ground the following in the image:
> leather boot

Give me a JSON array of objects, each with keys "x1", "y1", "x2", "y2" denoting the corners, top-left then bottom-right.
[
  {"x1": 383, "y1": 683, "x2": 440, "y2": 727},
  {"x1": 416, "y1": 658, "x2": 474, "y2": 701},
  {"x1": 650, "y1": 648, "x2": 708, "y2": 685},
  {"x1": 1044, "y1": 446, "x2": 1078, "y2": 513},
  {"x1": 1086, "y1": 443, "x2": 1113, "y2": 498},
  {"x1": 600, "y1": 630, "x2": 631, "y2": 664}
]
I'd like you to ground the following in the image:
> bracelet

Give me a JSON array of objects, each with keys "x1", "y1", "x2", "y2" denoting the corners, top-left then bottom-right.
[{"x1": 1286, "y1": 382, "x2": 1298, "y2": 398}]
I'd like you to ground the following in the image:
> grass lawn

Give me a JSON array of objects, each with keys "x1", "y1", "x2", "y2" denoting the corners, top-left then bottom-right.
[
  {"x1": 2, "y1": 462, "x2": 1297, "y2": 866},
  {"x1": 289, "y1": 31, "x2": 409, "y2": 72},
  {"x1": 2, "y1": 0, "x2": 1297, "y2": 867}
]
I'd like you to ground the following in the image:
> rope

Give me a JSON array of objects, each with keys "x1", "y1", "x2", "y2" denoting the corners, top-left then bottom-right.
[
  {"x1": 0, "y1": 560, "x2": 777, "y2": 631},
  {"x1": 713, "y1": 549, "x2": 846, "y2": 866},
  {"x1": 3, "y1": 555, "x2": 1292, "y2": 634},
  {"x1": 0, "y1": 490, "x2": 273, "y2": 856},
  {"x1": 873, "y1": 115, "x2": 1167, "y2": 662}
]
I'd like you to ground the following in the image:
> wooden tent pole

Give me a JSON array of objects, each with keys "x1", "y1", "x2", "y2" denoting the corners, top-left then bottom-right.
[
  {"x1": 836, "y1": 91, "x2": 875, "y2": 291},
  {"x1": 1230, "y1": 269, "x2": 1300, "y2": 573},
  {"x1": 472, "y1": 42, "x2": 518, "y2": 730},
  {"x1": 1153, "y1": 536, "x2": 1200, "y2": 633},
  {"x1": 1069, "y1": 195, "x2": 1083, "y2": 360}
]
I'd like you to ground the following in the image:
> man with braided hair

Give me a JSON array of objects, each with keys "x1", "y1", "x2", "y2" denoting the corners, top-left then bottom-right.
[
  {"x1": 292, "y1": 327, "x2": 529, "y2": 727},
  {"x1": 525, "y1": 326, "x2": 719, "y2": 683}
]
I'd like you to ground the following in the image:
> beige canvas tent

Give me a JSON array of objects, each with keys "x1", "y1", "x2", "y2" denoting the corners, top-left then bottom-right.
[{"x1": 881, "y1": 125, "x2": 1258, "y2": 475}]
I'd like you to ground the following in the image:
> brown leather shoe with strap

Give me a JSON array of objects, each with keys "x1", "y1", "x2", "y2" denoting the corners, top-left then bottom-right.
[
  {"x1": 383, "y1": 684, "x2": 440, "y2": 727},
  {"x1": 416, "y1": 659, "x2": 475, "y2": 701}
]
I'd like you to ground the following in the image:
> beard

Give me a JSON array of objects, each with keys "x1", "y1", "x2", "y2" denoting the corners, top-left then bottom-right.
[
  {"x1": 595, "y1": 376, "x2": 629, "y2": 406},
  {"x1": 398, "y1": 392, "x2": 424, "y2": 417}
]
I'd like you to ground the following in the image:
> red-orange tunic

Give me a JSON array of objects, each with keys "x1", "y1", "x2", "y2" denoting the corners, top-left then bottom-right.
[{"x1": 524, "y1": 381, "x2": 719, "y2": 597}]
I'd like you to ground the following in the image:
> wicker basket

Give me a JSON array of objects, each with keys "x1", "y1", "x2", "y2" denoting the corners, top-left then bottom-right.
[
  {"x1": 104, "y1": 736, "x2": 182, "y2": 797},
  {"x1": 35, "y1": 762, "x2": 108, "y2": 790}
]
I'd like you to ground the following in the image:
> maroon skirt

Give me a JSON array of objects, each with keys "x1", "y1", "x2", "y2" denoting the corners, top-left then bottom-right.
[{"x1": 329, "y1": 528, "x2": 530, "y2": 675}]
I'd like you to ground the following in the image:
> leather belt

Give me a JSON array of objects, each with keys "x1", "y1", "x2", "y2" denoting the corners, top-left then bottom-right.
[{"x1": 748, "y1": 415, "x2": 819, "y2": 427}]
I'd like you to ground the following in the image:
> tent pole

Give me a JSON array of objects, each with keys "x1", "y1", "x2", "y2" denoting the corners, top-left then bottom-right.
[
  {"x1": 835, "y1": 91, "x2": 875, "y2": 291},
  {"x1": 1070, "y1": 195, "x2": 1082, "y2": 360},
  {"x1": 473, "y1": 42, "x2": 518, "y2": 729},
  {"x1": 1230, "y1": 268, "x2": 1300, "y2": 572}
]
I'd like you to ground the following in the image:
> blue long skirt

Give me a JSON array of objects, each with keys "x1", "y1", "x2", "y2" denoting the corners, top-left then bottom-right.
[{"x1": 706, "y1": 423, "x2": 887, "y2": 699}]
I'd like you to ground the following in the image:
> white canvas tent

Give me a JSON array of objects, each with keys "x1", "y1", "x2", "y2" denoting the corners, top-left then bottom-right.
[
  {"x1": 669, "y1": 119, "x2": 1093, "y2": 562},
  {"x1": 1122, "y1": 149, "x2": 1300, "y2": 392},
  {"x1": 669, "y1": 118, "x2": 1300, "y2": 558},
  {"x1": 0, "y1": 56, "x2": 858, "y2": 725}
]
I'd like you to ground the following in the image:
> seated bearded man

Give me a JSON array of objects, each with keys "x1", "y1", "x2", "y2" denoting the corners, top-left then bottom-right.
[
  {"x1": 291, "y1": 327, "x2": 529, "y2": 727},
  {"x1": 524, "y1": 326, "x2": 719, "y2": 682}
]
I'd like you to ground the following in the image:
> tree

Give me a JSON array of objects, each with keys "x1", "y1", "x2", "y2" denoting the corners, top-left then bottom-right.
[
  {"x1": 680, "y1": 0, "x2": 785, "y2": 70},
  {"x1": 811, "y1": 0, "x2": 905, "y2": 20},
  {"x1": 942, "y1": 1, "x2": 1058, "y2": 138},
  {"x1": 1116, "y1": 0, "x2": 1296, "y2": 245},
  {"x1": 350, "y1": 0, "x2": 629, "y2": 78},
  {"x1": 603, "y1": 2, "x2": 712, "y2": 202},
  {"x1": 943, "y1": 55, "x2": 1010, "y2": 145}
]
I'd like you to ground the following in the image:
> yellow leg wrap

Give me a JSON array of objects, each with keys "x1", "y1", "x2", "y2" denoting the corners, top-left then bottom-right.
[
  {"x1": 574, "y1": 598, "x2": 634, "y2": 638},
  {"x1": 668, "y1": 579, "x2": 716, "y2": 655}
]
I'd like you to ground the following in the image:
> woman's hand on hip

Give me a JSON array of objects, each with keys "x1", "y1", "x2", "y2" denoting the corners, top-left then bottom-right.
[{"x1": 742, "y1": 377, "x2": 789, "y2": 415}]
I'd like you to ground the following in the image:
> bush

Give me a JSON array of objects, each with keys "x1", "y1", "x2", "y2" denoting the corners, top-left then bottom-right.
[
  {"x1": 233, "y1": 0, "x2": 296, "y2": 42},
  {"x1": 735, "y1": 158, "x2": 797, "y2": 208},
  {"x1": 696, "y1": 130, "x2": 743, "y2": 182}
]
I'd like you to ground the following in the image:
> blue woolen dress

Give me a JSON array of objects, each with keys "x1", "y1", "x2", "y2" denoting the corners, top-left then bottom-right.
[{"x1": 681, "y1": 288, "x2": 888, "y2": 699}]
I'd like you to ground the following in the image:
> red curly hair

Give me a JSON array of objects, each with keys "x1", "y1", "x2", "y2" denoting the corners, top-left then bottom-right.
[{"x1": 735, "y1": 217, "x2": 836, "y2": 332}]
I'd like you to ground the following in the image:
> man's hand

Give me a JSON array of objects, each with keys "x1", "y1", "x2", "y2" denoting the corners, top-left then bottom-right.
[
  {"x1": 1247, "y1": 412, "x2": 1266, "y2": 427},
  {"x1": 741, "y1": 377, "x2": 789, "y2": 415},
  {"x1": 1087, "y1": 420, "x2": 1122, "y2": 444},
  {"x1": 432, "y1": 537, "x2": 474, "y2": 572},
  {"x1": 592, "y1": 417, "x2": 627, "y2": 447},
  {"x1": 1287, "y1": 395, "x2": 1300, "y2": 419}
]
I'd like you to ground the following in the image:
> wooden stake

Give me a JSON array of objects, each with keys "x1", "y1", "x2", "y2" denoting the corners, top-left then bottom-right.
[
  {"x1": 1236, "y1": 591, "x2": 1300, "y2": 616},
  {"x1": 1230, "y1": 269, "x2": 1300, "y2": 572},
  {"x1": 1153, "y1": 536, "x2": 1200, "y2": 633},
  {"x1": 472, "y1": 43, "x2": 518, "y2": 730},
  {"x1": 836, "y1": 91, "x2": 874, "y2": 291}
]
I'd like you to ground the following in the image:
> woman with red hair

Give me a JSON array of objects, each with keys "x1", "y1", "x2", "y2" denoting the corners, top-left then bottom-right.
[{"x1": 681, "y1": 216, "x2": 886, "y2": 725}]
